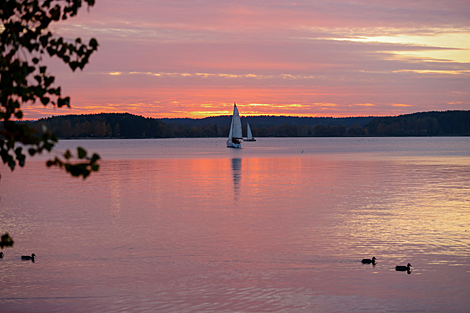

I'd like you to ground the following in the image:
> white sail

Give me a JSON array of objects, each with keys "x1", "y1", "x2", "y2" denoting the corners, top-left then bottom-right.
[
  {"x1": 246, "y1": 122, "x2": 253, "y2": 140},
  {"x1": 231, "y1": 104, "x2": 243, "y2": 139},
  {"x1": 227, "y1": 103, "x2": 242, "y2": 148},
  {"x1": 228, "y1": 117, "x2": 233, "y2": 139},
  {"x1": 243, "y1": 122, "x2": 256, "y2": 141}
]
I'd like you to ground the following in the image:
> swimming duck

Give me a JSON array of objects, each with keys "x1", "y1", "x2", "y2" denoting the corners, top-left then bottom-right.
[
  {"x1": 361, "y1": 257, "x2": 376, "y2": 264},
  {"x1": 21, "y1": 253, "x2": 36, "y2": 261},
  {"x1": 395, "y1": 263, "x2": 412, "y2": 271},
  {"x1": 0, "y1": 252, "x2": 3, "y2": 258}
]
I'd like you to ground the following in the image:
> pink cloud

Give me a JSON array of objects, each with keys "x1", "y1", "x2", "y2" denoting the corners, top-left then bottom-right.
[{"x1": 23, "y1": 0, "x2": 470, "y2": 119}]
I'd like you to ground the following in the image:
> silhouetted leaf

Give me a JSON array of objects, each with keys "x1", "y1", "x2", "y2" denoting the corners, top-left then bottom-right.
[
  {"x1": 64, "y1": 150, "x2": 72, "y2": 160},
  {"x1": 77, "y1": 147, "x2": 87, "y2": 159},
  {"x1": 89, "y1": 38, "x2": 98, "y2": 49},
  {"x1": 40, "y1": 97, "x2": 50, "y2": 105},
  {"x1": 14, "y1": 110, "x2": 23, "y2": 119}
]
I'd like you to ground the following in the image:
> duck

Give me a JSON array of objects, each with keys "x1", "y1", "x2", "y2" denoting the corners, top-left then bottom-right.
[
  {"x1": 361, "y1": 257, "x2": 376, "y2": 264},
  {"x1": 0, "y1": 252, "x2": 4, "y2": 258},
  {"x1": 21, "y1": 253, "x2": 36, "y2": 261},
  {"x1": 395, "y1": 263, "x2": 412, "y2": 271}
]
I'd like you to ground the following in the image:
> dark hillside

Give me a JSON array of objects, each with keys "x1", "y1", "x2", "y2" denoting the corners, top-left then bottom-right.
[
  {"x1": 160, "y1": 115, "x2": 374, "y2": 128},
  {"x1": 365, "y1": 111, "x2": 470, "y2": 136},
  {"x1": 10, "y1": 110, "x2": 468, "y2": 138},
  {"x1": 33, "y1": 113, "x2": 170, "y2": 138}
]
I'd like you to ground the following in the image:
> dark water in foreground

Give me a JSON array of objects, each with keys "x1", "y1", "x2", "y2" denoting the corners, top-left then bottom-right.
[{"x1": 1, "y1": 137, "x2": 469, "y2": 312}]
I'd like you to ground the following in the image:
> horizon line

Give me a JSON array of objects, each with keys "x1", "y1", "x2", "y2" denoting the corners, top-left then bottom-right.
[{"x1": 18, "y1": 109, "x2": 467, "y2": 122}]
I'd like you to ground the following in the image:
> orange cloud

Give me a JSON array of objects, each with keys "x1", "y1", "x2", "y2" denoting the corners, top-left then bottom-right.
[{"x1": 354, "y1": 103, "x2": 375, "y2": 107}]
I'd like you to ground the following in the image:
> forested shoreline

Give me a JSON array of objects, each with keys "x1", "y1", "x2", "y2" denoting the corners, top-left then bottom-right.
[{"x1": 21, "y1": 110, "x2": 470, "y2": 138}]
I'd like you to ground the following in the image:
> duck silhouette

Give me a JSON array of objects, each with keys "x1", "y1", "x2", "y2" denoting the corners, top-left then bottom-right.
[
  {"x1": 395, "y1": 263, "x2": 412, "y2": 271},
  {"x1": 361, "y1": 257, "x2": 376, "y2": 264},
  {"x1": 21, "y1": 253, "x2": 36, "y2": 262}
]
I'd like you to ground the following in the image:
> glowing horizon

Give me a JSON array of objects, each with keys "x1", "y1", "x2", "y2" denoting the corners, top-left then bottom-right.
[{"x1": 25, "y1": 102, "x2": 428, "y2": 121}]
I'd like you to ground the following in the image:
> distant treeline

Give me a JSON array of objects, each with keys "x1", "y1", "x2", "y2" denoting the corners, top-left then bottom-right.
[
  {"x1": 365, "y1": 111, "x2": 470, "y2": 136},
  {"x1": 160, "y1": 115, "x2": 374, "y2": 128},
  {"x1": 19, "y1": 110, "x2": 470, "y2": 139}
]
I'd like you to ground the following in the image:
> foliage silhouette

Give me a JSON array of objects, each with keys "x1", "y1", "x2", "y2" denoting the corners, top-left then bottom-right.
[
  {"x1": 1, "y1": 0, "x2": 100, "y2": 179},
  {"x1": 0, "y1": 233, "x2": 14, "y2": 249}
]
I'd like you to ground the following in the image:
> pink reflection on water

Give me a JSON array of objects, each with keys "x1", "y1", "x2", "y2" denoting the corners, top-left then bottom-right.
[{"x1": 1, "y1": 138, "x2": 469, "y2": 312}]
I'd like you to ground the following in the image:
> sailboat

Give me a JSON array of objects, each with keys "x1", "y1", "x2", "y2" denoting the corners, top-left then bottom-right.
[
  {"x1": 227, "y1": 103, "x2": 243, "y2": 148},
  {"x1": 244, "y1": 122, "x2": 256, "y2": 141}
]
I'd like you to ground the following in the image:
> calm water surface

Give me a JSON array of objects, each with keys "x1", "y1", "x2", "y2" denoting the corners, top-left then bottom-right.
[{"x1": 1, "y1": 137, "x2": 469, "y2": 312}]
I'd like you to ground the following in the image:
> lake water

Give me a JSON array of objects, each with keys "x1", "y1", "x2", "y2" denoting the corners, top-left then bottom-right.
[{"x1": 1, "y1": 137, "x2": 469, "y2": 312}]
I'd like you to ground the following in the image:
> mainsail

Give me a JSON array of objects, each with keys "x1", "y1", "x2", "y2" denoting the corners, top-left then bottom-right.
[
  {"x1": 231, "y1": 104, "x2": 242, "y2": 139},
  {"x1": 246, "y1": 122, "x2": 253, "y2": 140},
  {"x1": 227, "y1": 103, "x2": 243, "y2": 148}
]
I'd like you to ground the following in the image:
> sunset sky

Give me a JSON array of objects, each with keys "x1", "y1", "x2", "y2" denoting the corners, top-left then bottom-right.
[{"x1": 26, "y1": 0, "x2": 470, "y2": 119}]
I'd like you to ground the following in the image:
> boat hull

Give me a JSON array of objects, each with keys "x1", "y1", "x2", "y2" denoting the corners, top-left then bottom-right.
[{"x1": 227, "y1": 140, "x2": 241, "y2": 148}]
